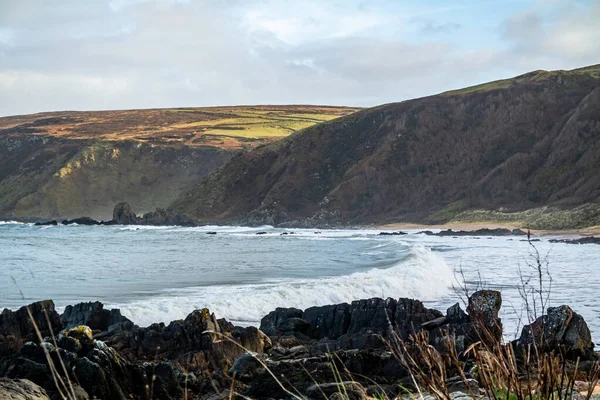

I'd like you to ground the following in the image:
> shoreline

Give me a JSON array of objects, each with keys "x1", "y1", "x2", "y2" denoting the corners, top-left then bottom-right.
[{"x1": 375, "y1": 221, "x2": 600, "y2": 237}]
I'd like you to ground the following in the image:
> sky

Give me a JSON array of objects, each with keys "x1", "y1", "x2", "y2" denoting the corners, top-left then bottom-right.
[{"x1": 0, "y1": 0, "x2": 599, "y2": 116}]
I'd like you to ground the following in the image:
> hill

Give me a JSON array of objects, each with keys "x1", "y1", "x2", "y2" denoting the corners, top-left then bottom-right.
[
  {"x1": 170, "y1": 65, "x2": 600, "y2": 229},
  {"x1": 0, "y1": 106, "x2": 358, "y2": 220}
]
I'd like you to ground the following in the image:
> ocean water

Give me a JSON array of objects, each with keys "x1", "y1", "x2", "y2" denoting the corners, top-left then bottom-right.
[{"x1": 1, "y1": 221, "x2": 599, "y2": 341}]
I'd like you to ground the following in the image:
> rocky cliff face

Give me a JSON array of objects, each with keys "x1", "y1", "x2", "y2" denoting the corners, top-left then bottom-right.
[
  {"x1": 171, "y1": 65, "x2": 600, "y2": 227},
  {"x1": 0, "y1": 138, "x2": 232, "y2": 220},
  {"x1": 0, "y1": 106, "x2": 357, "y2": 220}
]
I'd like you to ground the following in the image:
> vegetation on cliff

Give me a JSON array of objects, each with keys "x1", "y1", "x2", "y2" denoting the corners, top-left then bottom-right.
[
  {"x1": 170, "y1": 65, "x2": 600, "y2": 229},
  {"x1": 0, "y1": 106, "x2": 358, "y2": 220}
]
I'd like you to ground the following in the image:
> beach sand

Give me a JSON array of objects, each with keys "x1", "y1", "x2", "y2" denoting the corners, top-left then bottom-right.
[{"x1": 376, "y1": 222, "x2": 600, "y2": 237}]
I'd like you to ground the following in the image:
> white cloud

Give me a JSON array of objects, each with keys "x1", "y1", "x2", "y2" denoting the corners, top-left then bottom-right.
[{"x1": 0, "y1": 0, "x2": 598, "y2": 116}]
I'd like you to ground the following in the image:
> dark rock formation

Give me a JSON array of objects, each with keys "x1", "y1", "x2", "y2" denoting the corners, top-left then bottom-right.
[
  {"x1": 112, "y1": 201, "x2": 138, "y2": 225},
  {"x1": 61, "y1": 217, "x2": 101, "y2": 226},
  {"x1": 61, "y1": 302, "x2": 133, "y2": 332},
  {"x1": 378, "y1": 231, "x2": 407, "y2": 235},
  {"x1": 0, "y1": 301, "x2": 62, "y2": 358},
  {"x1": 550, "y1": 236, "x2": 600, "y2": 245},
  {"x1": 430, "y1": 228, "x2": 528, "y2": 237},
  {"x1": 33, "y1": 220, "x2": 57, "y2": 226},
  {"x1": 514, "y1": 305, "x2": 595, "y2": 360}
]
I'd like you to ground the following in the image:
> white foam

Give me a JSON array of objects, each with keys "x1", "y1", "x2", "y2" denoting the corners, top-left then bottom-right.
[
  {"x1": 111, "y1": 244, "x2": 454, "y2": 327},
  {"x1": 0, "y1": 221, "x2": 29, "y2": 225}
]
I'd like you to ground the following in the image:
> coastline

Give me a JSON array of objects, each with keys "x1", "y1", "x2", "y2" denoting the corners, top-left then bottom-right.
[{"x1": 376, "y1": 221, "x2": 600, "y2": 237}]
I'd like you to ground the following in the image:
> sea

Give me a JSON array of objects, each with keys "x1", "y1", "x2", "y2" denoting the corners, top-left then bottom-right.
[{"x1": 1, "y1": 221, "x2": 599, "y2": 342}]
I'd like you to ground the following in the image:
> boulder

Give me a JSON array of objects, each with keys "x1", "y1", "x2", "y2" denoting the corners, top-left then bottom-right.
[
  {"x1": 112, "y1": 202, "x2": 138, "y2": 224},
  {"x1": 0, "y1": 378, "x2": 50, "y2": 400},
  {"x1": 0, "y1": 300, "x2": 62, "y2": 358},
  {"x1": 61, "y1": 302, "x2": 134, "y2": 332},
  {"x1": 514, "y1": 305, "x2": 595, "y2": 360}
]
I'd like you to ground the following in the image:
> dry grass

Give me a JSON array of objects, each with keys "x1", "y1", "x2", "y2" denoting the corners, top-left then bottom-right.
[{"x1": 0, "y1": 105, "x2": 360, "y2": 151}]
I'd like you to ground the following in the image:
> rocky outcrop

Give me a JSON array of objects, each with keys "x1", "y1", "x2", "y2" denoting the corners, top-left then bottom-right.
[
  {"x1": 0, "y1": 378, "x2": 50, "y2": 400},
  {"x1": 420, "y1": 228, "x2": 528, "y2": 237},
  {"x1": 61, "y1": 302, "x2": 133, "y2": 332},
  {"x1": 549, "y1": 236, "x2": 600, "y2": 245},
  {"x1": 0, "y1": 293, "x2": 595, "y2": 399},
  {"x1": 0, "y1": 301, "x2": 62, "y2": 358},
  {"x1": 514, "y1": 305, "x2": 595, "y2": 360},
  {"x1": 112, "y1": 202, "x2": 198, "y2": 227}
]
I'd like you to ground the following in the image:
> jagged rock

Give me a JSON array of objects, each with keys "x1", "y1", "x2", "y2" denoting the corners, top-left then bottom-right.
[
  {"x1": 0, "y1": 300, "x2": 62, "y2": 357},
  {"x1": 260, "y1": 307, "x2": 304, "y2": 337},
  {"x1": 230, "y1": 326, "x2": 272, "y2": 354},
  {"x1": 466, "y1": 290, "x2": 502, "y2": 342},
  {"x1": 112, "y1": 202, "x2": 138, "y2": 224},
  {"x1": 550, "y1": 236, "x2": 600, "y2": 245},
  {"x1": 61, "y1": 301, "x2": 134, "y2": 332},
  {"x1": 228, "y1": 352, "x2": 264, "y2": 382},
  {"x1": 514, "y1": 305, "x2": 595, "y2": 360},
  {"x1": 437, "y1": 228, "x2": 527, "y2": 237},
  {"x1": 306, "y1": 381, "x2": 366, "y2": 399},
  {"x1": 0, "y1": 378, "x2": 50, "y2": 400},
  {"x1": 34, "y1": 220, "x2": 57, "y2": 226},
  {"x1": 61, "y1": 217, "x2": 100, "y2": 225},
  {"x1": 378, "y1": 231, "x2": 407, "y2": 235}
]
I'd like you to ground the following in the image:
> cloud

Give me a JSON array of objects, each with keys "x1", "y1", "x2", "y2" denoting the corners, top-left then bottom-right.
[{"x1": 0, "y1": 0, "x2": 598, "y2": 116}]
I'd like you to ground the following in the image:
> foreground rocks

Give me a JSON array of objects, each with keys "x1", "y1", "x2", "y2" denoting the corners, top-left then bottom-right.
[{"x1": 0, "y1": 291, "x2": 595, "y2": 399}]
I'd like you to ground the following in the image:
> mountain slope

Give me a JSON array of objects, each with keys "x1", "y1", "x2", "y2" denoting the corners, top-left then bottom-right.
[
  {"x1": 0, "y1": 106, "x2": 358, "y2": 220},
  {"x1": 171, "y1": 65, "x2": 600, "y2": 228}
]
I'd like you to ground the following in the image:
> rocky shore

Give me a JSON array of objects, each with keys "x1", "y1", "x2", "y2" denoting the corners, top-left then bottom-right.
[{"x1": 0, "y1": 291, "x2": 596, "y2": 400}]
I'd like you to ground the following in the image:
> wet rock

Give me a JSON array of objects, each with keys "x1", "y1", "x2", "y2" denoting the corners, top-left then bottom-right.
[
  {"x1": 112, "y1": 202, "x2": 138, "y2": 224},
  {"x1": 34, "y1": 220, "x2": 57, "y2": 226},
  {"x1": 378, "y1": 231, "x2": 407, "y2": 235},
  {"x1": 62, "y1": 301, "x2": 133, "y2": 332},
  {"x1": 467, "y1": 290, "x2": 502, "y2": 342},
  {"x1": 0, "y1": 300, "x2": 62, "y2": 357},
  {"x1": 437, "y1": 228, "x2": 527, "y2": 237},
  {"x1": 514, "y1": 305, "x2": 595, "y2": 360},
  {"x1": 61, "y1": 217, "x2": 100, "y2": 225},
  {"x1": 260, "y1": 307, "x2": 304, "y2": 337},
  {"x1": 305, "y1": 381, "x2": 366, "y2": 399},
  {"x1": 0, "y1": 378, "x2": 50, "y2": 400},
  {"x1": 228, "y1": 352, "x2": 264, "y2": 382},
  {"x1": 550, "y1": 236, "x2": 600, "y2": 245}
]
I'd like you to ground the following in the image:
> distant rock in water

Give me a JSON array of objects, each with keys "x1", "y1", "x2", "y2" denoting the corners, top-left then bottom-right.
[
  {"x1": 378, "y1": 231, "x2": 407, "y2": 235},
  {"x1": 419, "y1": 228, "x2": 528, "y2": 237},
  {"x1": 112, "y1": 201, "x2": 137, "y2": 225},
  {"x1": 35, "y1": 202, "x2": 198, "y2": 227},
  {"x1": 550, "y1": 236, "x2": 600, "y2": 245},
  {"x1": 112, "y1": 201, "x2": 198, "y2": 227}
]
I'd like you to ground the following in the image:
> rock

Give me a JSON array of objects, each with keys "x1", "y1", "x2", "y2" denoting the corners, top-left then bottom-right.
[
  {"x1": 305, "y1": 381, "x2": 366, "y2": 399},
  {"x1": 260, "y1": 307, "x2": 304, "y2": 337},
  {"x1": 61, "y1": 301, "x2": 133, "y2": 332},
  {"x1": 378, "y1": 231, "x2": 407, "y2": 235},
  {"x1": 206, "y1": 231, "x2": 217, "y2": 235},
  {"x1": 256, "y1": 231, "x2": 267, "y2": 235},
  {"x1": 437, "y1": 228, "x2": 527, "y2": 237},
  {"x1": 466, "y1": 290, "x2": 502, "y2": 342},
  {"x1": 61, "y1": 217, "x2": 100, "y2": 225},
  {"x1": 514, "y1": 305, "x2": 595, "y2": 360},
  {"x1": 112, "y1": 202, "x2": 138, "y2": 224},
  {"x1": 230, "y1": 326, "x2": 272, "y2": 354},
  {"x1": 228, "y1": 352, "x2": 264, "y2": 382},
  {"x1": 0, "y1": 300, "x2": 62, "y2": 357},
  {"x1": 549, "y1": 236, "x2": 600, "y2": 245},
  {"x1": 0, "y1": 378, "x2": 50, "y2": 400},
  {"x1": 34, "y1": 220, "x2": 57, "y2": 226},
  {"x1": 446, "y1": 302, "x2": 469, "y2": 324}
]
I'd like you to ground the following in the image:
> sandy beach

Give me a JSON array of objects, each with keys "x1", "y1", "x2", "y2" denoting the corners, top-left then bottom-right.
[{"x1": 376, "y1": 221, "x2": 600, "y2": 237}]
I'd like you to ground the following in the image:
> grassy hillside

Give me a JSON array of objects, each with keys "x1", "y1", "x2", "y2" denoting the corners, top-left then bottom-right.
[
  {"x1": 170, "y1": 65, "x2": 600, "y2": 229},
  {"x1": 0, "y1": 106, "x2": 359, "y2": 220}
]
